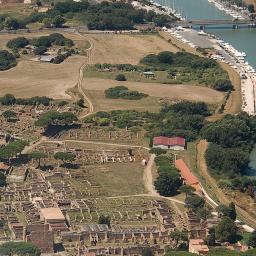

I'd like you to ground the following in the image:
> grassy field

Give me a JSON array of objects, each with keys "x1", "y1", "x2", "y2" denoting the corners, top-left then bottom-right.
[
  {"x1": 82, "y1": 77, "x2": 225, "y2": 112},
  {"x1": 0, "y1": 31, "x2": 90, "y2": 99},
  {"x1": 92, "y1": 162, "x2": 145, "y2": 196},
  {"x1": 0, "y1": 3, "x2": 32, "y2": 19},
  {"x1": 85, "y1": 33, "x2": 179, "y2": 65},
  {"x1": 84, "y1": 68, "x2": 183, "y2": 85}
]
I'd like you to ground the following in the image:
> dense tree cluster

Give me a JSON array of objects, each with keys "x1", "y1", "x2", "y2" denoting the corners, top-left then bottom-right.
[
  {"x1": 215, "y1": 216, "x2": 239, "y2": 243},
  {"x1": 202, "y1": 113, "x2": 256, "y2": 177},
  {"x1": 85, "y1": 101, "x2": 210, "y2": 142},
  {"x1": 6, "y1": 37, "x2": 29, "y2": 49},
  {"x1": 85, "y1": 110, "x2": 152, "y2": 129},
  {"x1": 217, "y1": 202, "x2": 237, "y2": 220},
  {"x1": 185, "y1": 194, "x2": 210, "y2": 220},
  {"x1": 0, "y1": 0, "x2": 175, "y2": 31},
  {"x1": 105, "y1": 86, "x2": 148, "y2": 100},
  {"x1": 0, "y1": 241, "x2": 41, "y2": 256},
  {"x1": 140, "y1": 51, "x2": 230, "y2": 89},
  {"x1": 0, "y1": 140, "x2": 28, "y2": 160},
  {"x1": 154, "y1": 155, "x2": 182, "y2": 196},
  {"x1": 6, "y1": 34, "x2": 74, "y2": 54},
  {"x1": 0, "y1": 94, "x2": 52, "y2": 106},
  {"x1": 0, "y1": 50, "x2": 17, "y2": 71},
  {"x1": 35, "y1": 111, "x2": 78, "y2": 128},
  {"x1": 147, "y1": 101, "x2": 210, "y2": 141}
]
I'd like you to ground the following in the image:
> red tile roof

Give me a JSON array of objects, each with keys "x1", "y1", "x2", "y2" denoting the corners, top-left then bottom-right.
[
  {"x1": 153, "y1": 136, "x2": 185, "y2": 147},
  {"x1": 175, "y1": 159, "x2": 199, "y2": 186}
]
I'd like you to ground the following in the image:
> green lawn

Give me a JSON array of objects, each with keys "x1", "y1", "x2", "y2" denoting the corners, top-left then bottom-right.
[{"x1": 92, "y1": 162, "x2": 145, "y2": 196}]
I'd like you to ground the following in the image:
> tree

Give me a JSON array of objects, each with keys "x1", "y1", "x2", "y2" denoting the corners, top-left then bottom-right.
[
  {"x1": 42, "y1": 18, "x2": 52, "y2": 28},
  {"x1": 76, "y1": 98, "x2": 85, "y2": 108},
  {"x1": 170, "y1": 230, "x2": 188, "y2": 249},
  {"x1": 228, "y1": 202, "x2": 236, "y2": 221},
  {"x1": 213, "y1": 79, "x2": 233, "y2": 92},
  {"x1": 206, "y1": 228, "x2": 216, "y2": 246},
  {"x1": 0, "y1": 241, "x2": 41, "y2": 256},
  {"x1": 115, "y1": 74, "x2": 126, "y2": 81},
  {"x1": 185, "y1": 194, "x2": 205, "y2": 212},
  {"x1": 7, "y1": 37, "x2": 29, "y2": 49},
  {"x1": 0, "y1": 51, "x2": 17, "y2": 71},
  {"x1": 0, "y1": 219, "x2": 5, "y2": 228},
  {"x1": 54, "y1": 152, "x2": 75, "y2": 166},
  {"x1": 0, "y1": 140, "x2": 28, "y2": 161},
  {"x1": 179, "y1": 185, "x2": 195, "y2": 198},
  {"x1": 34, "y1": 46, "x2": 47, "y2": 55},
  {"x1": 1, "y1": 94, "x2": 16, "y2": 105},
  {"x1": 215, "y1": 216, "x2": 238, "y2": 243},
  {"x1": 35, "y1": 111, "x2": 77, "y2": 128},
  {"x1": 30, "y1": 151, "x2": 48, "y2": 168},
  {"x1": 158, "y1": 51, "x2": 173, "y2": 64},
  {"x1": 4, "y1": 17, "x2": 21, "y2": 30},
  {"x1": 36, "y1": 0, "x2": 42, "y2": 6},
  {"x1": 248, "y1": 231, "x2": 256, "y2": 248},
  {"x1": 2, "y1": 110, "x2": 17, "y2": 122},
  {"x1": 52, "y1": 15, "x2": 65, "y2": 28},
  {"x1": 0, "y1": 173, "x2": 6, "y2": 187},
  {"x1": 154, "y1": 170, "x2": 182, "y2": 196},
  {"x1": 217, "y1": 203, "x2": 236, "y2": 220},
  {"x1": 248, "y1": 4, "x2": 255, "y2": 13},
  {"x1": 98, "y1": 215, "x2": 110, "y2": 227},
  {"x1": 142, "y1": 247, "x2": 154, "y2": 256}
]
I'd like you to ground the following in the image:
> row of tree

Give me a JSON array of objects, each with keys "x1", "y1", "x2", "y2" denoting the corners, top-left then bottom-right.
[{"x1": 0, "y1": 94, "x2": 52, "y2": 106}]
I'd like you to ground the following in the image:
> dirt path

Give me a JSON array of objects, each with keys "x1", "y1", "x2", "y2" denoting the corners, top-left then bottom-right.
[
  {"x1": 76, "y1": 32, "x2": 95, "y2": 119},
  {"x1": 22, "y1": 136, "x2": 47, "y2": 154},
  {"x1": 197, "y1": 140, "x2": 256, "y2": 229},
  {"x1": 143, "y1": 154, "x2": 158, "y2": 196}
]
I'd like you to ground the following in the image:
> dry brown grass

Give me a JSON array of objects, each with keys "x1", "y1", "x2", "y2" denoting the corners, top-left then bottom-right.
[
  {"x1": 0, "y1": 31, "x2": 88, "y2": 99},
  {"x1": 82, "y1": 77, "x2": 224, "y2": 112},
  {"x1": 85, "y1": 33, "x2": 179, "y2": 64}
]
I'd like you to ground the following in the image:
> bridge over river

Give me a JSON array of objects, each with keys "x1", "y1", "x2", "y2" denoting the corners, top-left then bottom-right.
[{"x1": 176, "y1": 19, "x2": 256, "y2": 29}]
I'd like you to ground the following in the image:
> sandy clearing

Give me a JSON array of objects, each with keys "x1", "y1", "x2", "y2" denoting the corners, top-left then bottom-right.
[
  {"x1": 0, "y1": 56, "x2": 85, "y2": 99},
  {"x1": 83, "y1": 77, "x2": 224, "y2": 104},
  {"x1": 85, "y1": 33, "x2": 178, "y2": 64},
  {"x1": 0, "y1": 31, "x2": 89, "y2": 99}
]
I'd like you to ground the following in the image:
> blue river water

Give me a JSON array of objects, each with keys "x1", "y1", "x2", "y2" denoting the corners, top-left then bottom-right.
[{"x1": 156, "y1": 0, "x2": 256, "y2": 69}]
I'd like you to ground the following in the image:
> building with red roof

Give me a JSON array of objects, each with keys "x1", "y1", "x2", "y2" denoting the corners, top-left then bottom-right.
[{"x1": 153, "y1": 136, "x2": 185, "y2": 151}]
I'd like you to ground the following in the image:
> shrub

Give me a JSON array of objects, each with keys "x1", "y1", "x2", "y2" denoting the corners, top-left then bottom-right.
[
  {"x1": 7, "y1": 37, "x2": 29, "y2": 49},
  {"x1": 213, "y1": 79, "x2": 233, "y2": 91},
  {"x1": 0, "y1": 50, "x2": 17, "y2": 71},
  {"x1": 105, "y1": 86, "x2": 147, "y2": 100},
  {"x1": 34, "y1": 46, "x2": 47, "y2": 55},
  {"x1": 115, "y1": 74, "x2": 126, "y2": 81}
]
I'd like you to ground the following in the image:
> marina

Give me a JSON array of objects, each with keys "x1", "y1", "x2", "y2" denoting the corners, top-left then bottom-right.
[{"x1": 146, "y1": 0, "x2": 256, "y2": 115}]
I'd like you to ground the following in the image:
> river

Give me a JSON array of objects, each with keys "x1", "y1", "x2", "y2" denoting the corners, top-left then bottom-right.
[{"x1": 156, "y1": 0, "x2": 256, "y2": 69}]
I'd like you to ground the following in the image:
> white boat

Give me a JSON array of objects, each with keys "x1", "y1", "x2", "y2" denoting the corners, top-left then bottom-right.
[{"x1": 198, "y1": 30, "x2": 207, "y2": 36}]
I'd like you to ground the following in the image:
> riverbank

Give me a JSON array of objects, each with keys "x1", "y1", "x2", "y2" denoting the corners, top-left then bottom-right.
[
  {"x1": 163, "y1": 27, "x2": 256, "y2": 116},
  {"x1": 159, "y1": 29, "x2": 243, "y2": 117}
]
